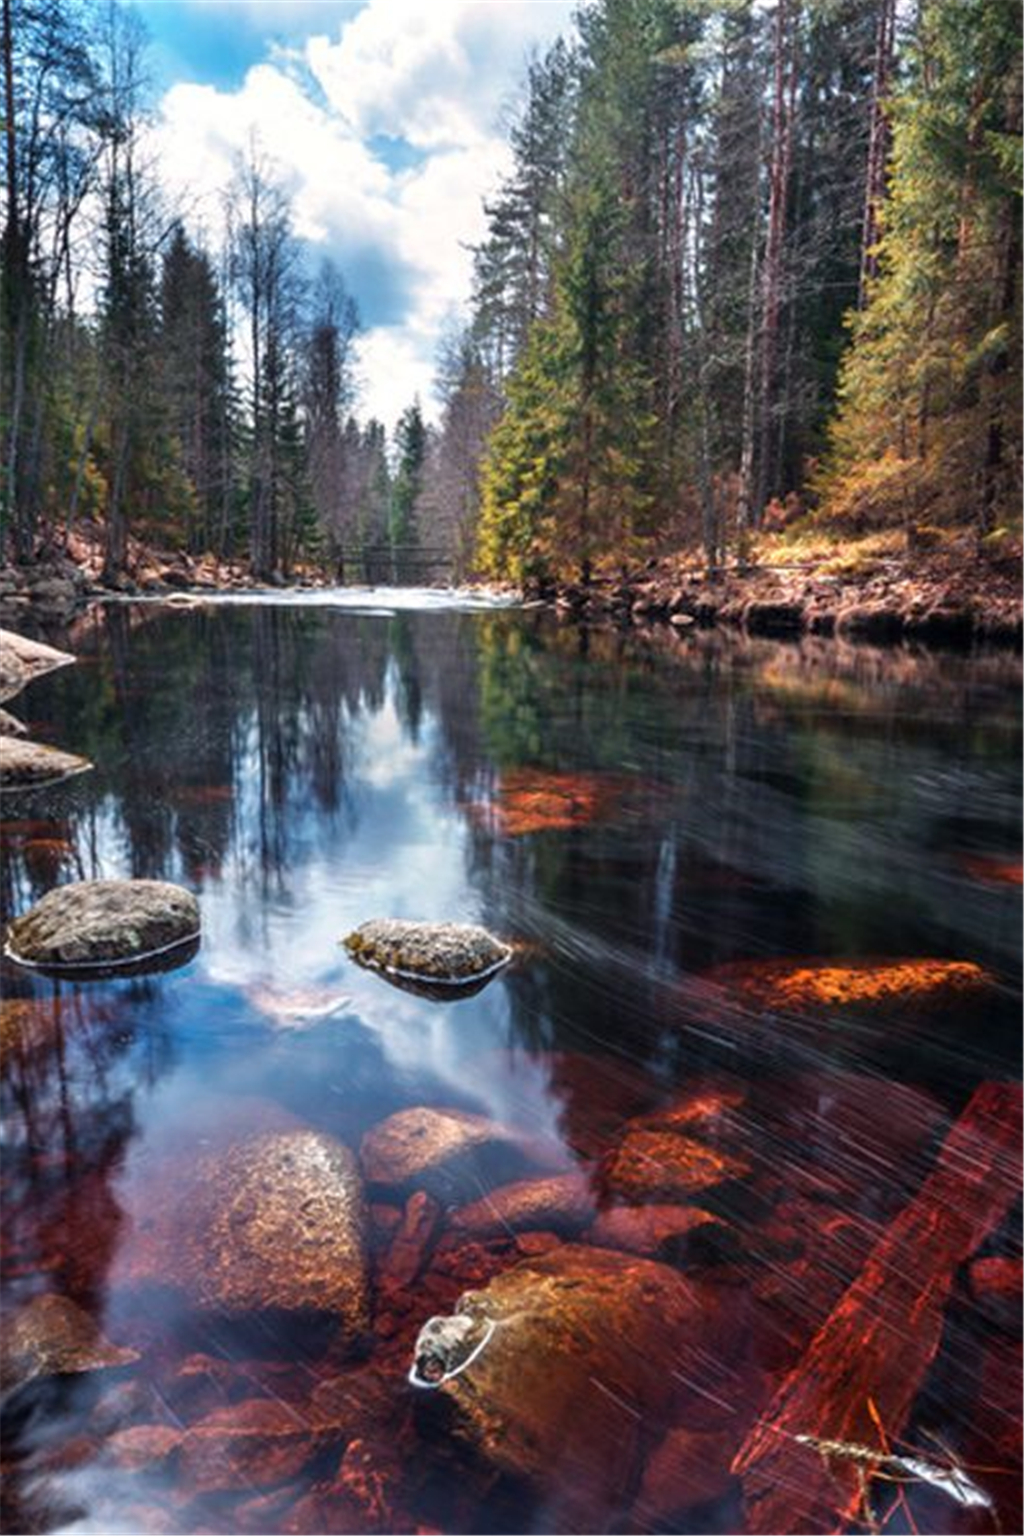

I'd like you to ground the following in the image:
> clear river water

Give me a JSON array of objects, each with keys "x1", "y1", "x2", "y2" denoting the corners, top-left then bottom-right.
[{"x1": 1, "y1": 594, "x2": 1021, "y2": 1535}]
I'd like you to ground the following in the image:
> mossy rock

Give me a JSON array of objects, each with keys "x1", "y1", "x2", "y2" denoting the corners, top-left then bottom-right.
[
  {"x1": 0, "y1": 737, "x2": 92, "y2": 789},
  {"x1": 5, "y1": 879, "x2": 201, "y2": 974},
  {"x1": 343, "y1": 918, "x2": 511, "y2": 995}
]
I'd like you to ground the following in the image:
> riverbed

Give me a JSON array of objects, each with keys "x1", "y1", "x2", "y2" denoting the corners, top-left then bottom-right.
[{"x1": 2, "y1": 597, "x2": 1020, "y2": 1534}]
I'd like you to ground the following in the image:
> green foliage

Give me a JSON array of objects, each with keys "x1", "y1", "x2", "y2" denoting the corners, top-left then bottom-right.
[
  {"x1": 159, "y1": 224, "x2": 237, "y2": 554},
  {"x1": 477, "y1": 144, "x2": 656, "y2": 584},
  {"x1": 390, "y1": 401, "x2": 427, "y2": 547},
  {"x1": 821, "y1": 0, "x2": 1022, "y2": 530}
]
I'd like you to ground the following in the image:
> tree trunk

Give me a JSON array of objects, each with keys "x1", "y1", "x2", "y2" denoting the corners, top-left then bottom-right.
[
  {"x1": 754, "y1": 0, "x2": 798, "y2": 523},
  {"x1": 979, "y1": 65, "x2": 1022, "y2": 531},
  {"x1": 103, "y1": 412, "x2": 130, "y2": 581},
  {"x1": 858, "y1": 0, "x2": 896, "y2": 307},
  {"x1": 735, "y1": 226, "x2": 761, "y2": 562}
]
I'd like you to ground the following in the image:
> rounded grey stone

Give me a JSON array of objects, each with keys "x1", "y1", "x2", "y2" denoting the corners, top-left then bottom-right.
[
  {"x1": 343, "y1": 918, "x2": 511, "y2": 989},
  {"x1": 5, "y1": 879, "x2": 201, "y2": 971}
]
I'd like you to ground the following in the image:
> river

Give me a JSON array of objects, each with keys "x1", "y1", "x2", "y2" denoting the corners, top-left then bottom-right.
[{"x1": 2, "y1": 595, "x2": 1020, "y2": 1534}]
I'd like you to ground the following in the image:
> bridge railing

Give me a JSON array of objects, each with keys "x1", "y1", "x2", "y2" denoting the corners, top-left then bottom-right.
[{"x1": 330, "y1": 545, "x2": 457, "y2": 586}]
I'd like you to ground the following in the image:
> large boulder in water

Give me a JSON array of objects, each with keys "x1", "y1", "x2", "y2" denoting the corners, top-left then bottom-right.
[
  {"x1": 0, "y1": 736, "x2": 92, "y2": 790},
  {"x1": 408, "y1": 1244, "x2": 720, "y2": 1530},
  {"x1": 111, "y1": 1129, "x2": 370, "y2": 1339},
  {"x1": 5, "y1": 878, "x2": 199, "y2": 973},
  {"x1": 343, "y1": 918, "x2": 511, "y2": 995}
]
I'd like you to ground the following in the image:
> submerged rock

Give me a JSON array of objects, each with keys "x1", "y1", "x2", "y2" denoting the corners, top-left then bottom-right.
[
  {"x1": 380, "y1": 1191, "x2": 442, "y2": 1289},
  {"x1": 245, "y1": 982, "x2": 352, "y2": 1030},
  {"x1": 176, "y1": 1399, "x2": 339, "y2": 1495},
  {"x1": 635, "y1": 1081, "x2": 747, "y2": 1137},
  {"x1": 756, "y1": 1070, "x2": 946, "y2": 1210},
  {"x1": 467, "y1": 767, "x2": 625, "y2": 837},
  {"x1": 5, "y1": 878, "x2": 199, "y2": 972},
  {"x1": 634, "y1": 1425, "x2": 742, "y2": 1525},
  {"x1": 603, "y1": 1128, "x2": 750, "y2": 1204},
  {"x1": 706, "y1": 956, "x2": 992, "y2": 1019},
  {"x1": 587, "y1": 1203, "x2": 724, "y2": 1261},
  {"x1": 0, "y1": 998, "x2": 58, "y2": 1057},
  {"x1": 343, "y1": 918, "x2": 511, "y2": 993},
  {"x1": 0, "y1": 736, "x2": 92, "y2": 790},
  {"x1": 450, "y1": 1170, "x2": 597, "y2": 1238},
  {"x1": 360, "y1": 1105, "x2": 538, "y2": 1195},
  {"x1": 0, "y1": 995, "x2": 122, "y2": 1058},
  {"x1": 105, "y1": 1423, "x2": 184, "y2": 1475},
  {"x1": 967, "y1": 1255, "x2": 1023, "y2": 1334},
  {"x1": 959, "y1": 854, "x2": 1023, "y2": 887},
  {"x1": 112, "y1": 1129, "x2": 370, "y2": 1337},
  {"x1": 1, "y1": 1293, "x2": 138, "y2": 1396},
  {"x1": 408, "y1": 1244, "x2": 710, "y2": 1530}
]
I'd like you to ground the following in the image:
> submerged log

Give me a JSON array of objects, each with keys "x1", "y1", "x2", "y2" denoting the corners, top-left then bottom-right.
[{"x1": 732, "y1": 1080, "x2": 1022, "y2": 1534}]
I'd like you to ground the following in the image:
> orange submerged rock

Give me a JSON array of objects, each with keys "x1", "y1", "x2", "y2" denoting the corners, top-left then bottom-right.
[
  {"x1": 602, "y1": 1128, "x2": 750, "y2": 1204},
  {"x1": 450, "y1": 1170, "x2": 597, "y2": 1238},
  {"x1": 467, "y1": 768, "x2": 625, "y2": 837},
  {"x1": 707, "y1": 955, "x2": 991, "y2": 1014},
  {"x1": 587, "y1": 1202, "x2": 722, "y2": 1259},
  {"x1": 959, "y1": 854, "x2": 1024, "y2": 887}
]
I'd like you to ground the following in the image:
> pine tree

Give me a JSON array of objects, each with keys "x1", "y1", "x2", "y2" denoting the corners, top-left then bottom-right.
[
  {"x1": 415, "y1": 327, "x2": 501, "y2": 578},
  {"x1": 471, "y1": 40, "x2": 575, "y2": 379},
  {"x1": 303, "y1": 259, "x2": 358, "y2": 571},
  {"x1": 159, "y1": 224, "x2": 235, "y2": 555},
  {"x1": 821, "y1": 0, "x2": 1022, "y2": 532},
  {"x1": 390, "y1": 400, "x2": 427, "y2": 552},
  {"x1": 97, "y1": 3, "x2": 170, "y2": 579},
  {"x1": 1, "y1": 0, "x2": 100, "y2": 559},
  {"x1": 478, "y1": 169, "x2": 655, "y2": 585}
]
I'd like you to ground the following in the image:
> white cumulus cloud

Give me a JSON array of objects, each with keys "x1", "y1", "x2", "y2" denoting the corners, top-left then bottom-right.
[
  {"x1": 150, "y1": 0, "x2": 576, "y2": 428},
  {"x1": 306, "y1": 0, "x2": 571, "y2": 149}
]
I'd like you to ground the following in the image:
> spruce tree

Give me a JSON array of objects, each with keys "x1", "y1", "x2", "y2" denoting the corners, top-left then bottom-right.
[{"x1": 821, "y1": 0, "x2": 1021, "y2": 532}]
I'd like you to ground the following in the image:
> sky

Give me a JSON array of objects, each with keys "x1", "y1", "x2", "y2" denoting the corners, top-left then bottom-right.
[{"x1": 137, "y1": 0, "x2": 579, "y2": 429}]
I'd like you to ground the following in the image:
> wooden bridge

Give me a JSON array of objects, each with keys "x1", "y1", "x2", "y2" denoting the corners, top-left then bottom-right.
[{"x1": 332, "y1": 545, "x2": 455, "y2": 586}]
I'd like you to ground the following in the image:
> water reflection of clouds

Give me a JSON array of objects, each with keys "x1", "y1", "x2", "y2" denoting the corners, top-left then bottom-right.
[{"x1": 180, "y1": 677, "x2": 554, "y2": 1142}]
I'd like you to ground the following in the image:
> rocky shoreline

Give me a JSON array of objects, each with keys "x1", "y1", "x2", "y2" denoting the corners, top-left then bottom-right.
[
  {"x1": 1, "y1": 529, "x2": 1020, "y2": 649},
  {"x1": 538, "y1": 543, "x2": 1023, "y2": 649},
  {"x1": 0, "y1": 548, "x2": 319, "y2": 620}
]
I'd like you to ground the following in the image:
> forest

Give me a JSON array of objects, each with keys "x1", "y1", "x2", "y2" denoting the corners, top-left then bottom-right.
[{"x1": 2, "y1": 0, "x2": 1021, "y2": 587}]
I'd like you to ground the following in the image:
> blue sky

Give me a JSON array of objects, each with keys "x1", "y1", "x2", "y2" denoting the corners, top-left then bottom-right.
[{"x1": 137, "y1": 1, "x2": 577, "y2": 427}]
